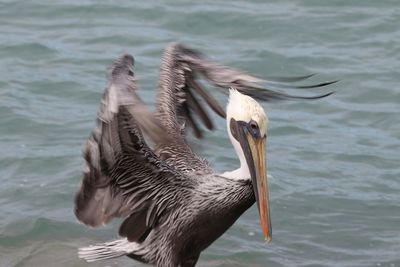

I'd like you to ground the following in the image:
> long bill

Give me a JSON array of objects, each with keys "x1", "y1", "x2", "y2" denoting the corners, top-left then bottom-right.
[{"x1": 236, "y1": 122, "x2": 272, "y2": 243}]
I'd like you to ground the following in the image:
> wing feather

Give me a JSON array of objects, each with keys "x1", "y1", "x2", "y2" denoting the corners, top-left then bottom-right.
[
  {"x1": 154, "y1": 43, "x2": 336, "y2": 172},
  {"x1": 74, "y1": 54, "x2": 194, "y2": 243}
]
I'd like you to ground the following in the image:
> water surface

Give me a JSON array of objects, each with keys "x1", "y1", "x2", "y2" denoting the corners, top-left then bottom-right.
[{"x1": 1, "y1": 1, "x2": 399, "y2": 266}]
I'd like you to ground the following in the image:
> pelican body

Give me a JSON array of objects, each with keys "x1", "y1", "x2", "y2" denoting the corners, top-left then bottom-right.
[{"x1": 75, "y1": 44, "x2": 334, "y2": 266}]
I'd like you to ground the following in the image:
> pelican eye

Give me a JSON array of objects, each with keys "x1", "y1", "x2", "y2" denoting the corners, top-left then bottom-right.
[
  {"x1": 249, "y1": 120, "x2": 258, "y2": 130},
  {"x1": 249, "y1": 120, "x2": 261, "y2": 137}
]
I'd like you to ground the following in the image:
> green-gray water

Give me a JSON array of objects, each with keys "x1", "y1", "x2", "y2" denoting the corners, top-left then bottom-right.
[{"x1": 1, "y1": 1, "x2": 399, "y2": 266}]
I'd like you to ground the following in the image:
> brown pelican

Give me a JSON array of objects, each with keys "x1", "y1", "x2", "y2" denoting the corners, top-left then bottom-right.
[{"x1": 75, "y1": 44, "x2": 334, "y2": 267}]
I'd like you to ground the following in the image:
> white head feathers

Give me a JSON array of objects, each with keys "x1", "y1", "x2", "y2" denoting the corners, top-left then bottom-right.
[{"x1": 227, "y1": 88, "x2": 268, "y2": 137}]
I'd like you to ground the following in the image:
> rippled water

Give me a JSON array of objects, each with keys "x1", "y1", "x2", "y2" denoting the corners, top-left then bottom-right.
[{"x1": 1, "y1": 1, "x2": 399, "y2": 266}]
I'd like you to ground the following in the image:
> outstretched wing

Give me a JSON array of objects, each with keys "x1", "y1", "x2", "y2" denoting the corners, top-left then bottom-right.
[
  {"x1": 154, "y1": 43, "x2": 335, "y2": 171},
  {"x1": 74, "y1": 55, "x2": 195, "y2": 243}
]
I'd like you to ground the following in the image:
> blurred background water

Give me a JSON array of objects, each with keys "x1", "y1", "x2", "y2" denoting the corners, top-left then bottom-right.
[{"x1": 0, "y1": 0, "x2": 399, "y2": 266}]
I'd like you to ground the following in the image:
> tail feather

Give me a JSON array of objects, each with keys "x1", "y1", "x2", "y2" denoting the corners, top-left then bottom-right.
[{"x1": 78, "y1": 238, "x2": 140, "y2": 262}]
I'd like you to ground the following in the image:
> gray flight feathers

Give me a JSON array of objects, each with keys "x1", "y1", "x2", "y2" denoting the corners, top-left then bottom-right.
[
  {"x1": 103, "y1": 54, "x2": 170, "y2": 146},
  {"x1": 155, "y1": 43, "x2": 335, "y2": 140},
  {"x1": 152, "y1": 43, "x2": 335, "y2": 173},
  {"x1": 74, "y1": 54, "x2": 193, "y2": 243}
]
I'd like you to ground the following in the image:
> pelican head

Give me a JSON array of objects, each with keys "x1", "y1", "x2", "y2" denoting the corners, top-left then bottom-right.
[{"x1": 226, "y1": 89, "x2": 272, "y2": 243}]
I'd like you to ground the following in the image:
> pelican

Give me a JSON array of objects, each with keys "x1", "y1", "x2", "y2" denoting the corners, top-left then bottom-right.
[{"x1": 75, "y1": 43, "x2": 334, "y2": 267}]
